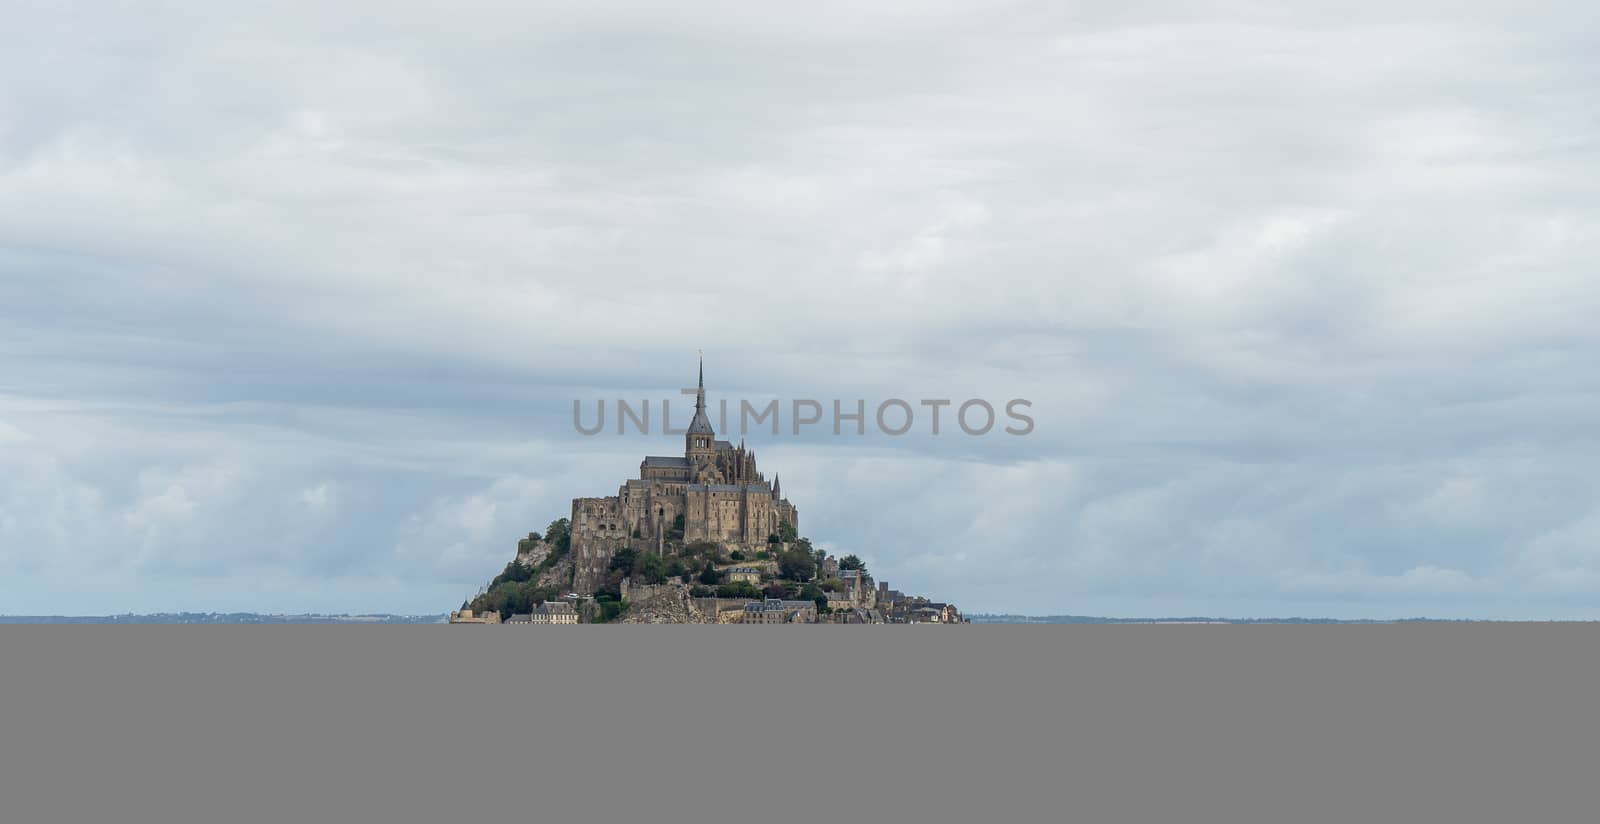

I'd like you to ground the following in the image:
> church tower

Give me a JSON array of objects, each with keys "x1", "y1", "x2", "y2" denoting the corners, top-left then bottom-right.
[{"x1": 685, "y1": 355, "x2": 716, "y2": 464}]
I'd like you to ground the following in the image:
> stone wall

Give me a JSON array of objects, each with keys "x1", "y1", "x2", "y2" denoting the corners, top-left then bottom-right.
[
  {"x1": 691, "y1": 597, "x2": 760, "y2": 624},
  {"x1": 571, "y1": 496, "x2": 627, "y2": 593}
]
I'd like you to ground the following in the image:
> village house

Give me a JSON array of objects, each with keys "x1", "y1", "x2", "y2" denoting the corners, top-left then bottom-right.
[
  {"x1": 529, "y1": 601, "x2": 579, "y2": 624},
  {"x1": 742, "y1": 599, "x2": 817, "y2": 624},
  {"x1": 724, "y1": 566, "x2": 763, "y2": 585}
]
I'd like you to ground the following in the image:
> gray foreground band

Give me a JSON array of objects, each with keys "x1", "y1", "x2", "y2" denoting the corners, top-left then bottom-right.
[{"x1": 2, "y1": 626, "x2": 1596, "y2": 824}]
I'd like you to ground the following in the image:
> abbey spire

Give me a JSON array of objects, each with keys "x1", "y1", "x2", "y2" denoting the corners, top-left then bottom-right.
[{"x1": 685, "y1": 353, "x2": 716, "y2": 461}]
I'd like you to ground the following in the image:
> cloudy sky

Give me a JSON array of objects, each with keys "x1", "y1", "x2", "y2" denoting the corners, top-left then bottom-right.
[{"x1": 2, "y1": 1, "x2": 1598, "y2": 618}]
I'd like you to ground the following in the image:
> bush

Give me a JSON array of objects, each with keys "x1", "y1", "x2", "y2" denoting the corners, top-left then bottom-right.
[
  {"x1": 698, "y1": 561, "x2": 723, "y2": 586},
  {"x1": 593, "y1": 596, "x2": 629, "y2": 623},
  {"x1": 684, "y1": 540, "x2": 720, "y2": 559},
  {"x1": 474, "y1": 580, "x2": 560, "y2": 620},
  {"x1": 689, "y1": 585, "x2": 715, "y2": 598},
  {"x1": 633, "y1": 552, "x2": 668, "y2": 584},
  {"x1": 729, "y1": 550, "x2": 746, "y2": 561},
  {"x1": 716, "y1": 582, "x2": 763, "y2": 600}
]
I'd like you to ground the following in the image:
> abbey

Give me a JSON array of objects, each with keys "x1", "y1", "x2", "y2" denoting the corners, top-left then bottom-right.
[{"x1": 569, "y1": 360, "x2": 799, "y2": 593}]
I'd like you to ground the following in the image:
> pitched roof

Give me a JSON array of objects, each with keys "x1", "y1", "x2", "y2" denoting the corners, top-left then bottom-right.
[
  {"x1": 643, "y1": 456, "x2": 691, "y2": 468},
  {"x1": 687, "y1": 407, "x2": 716, "y2": 435},
  {"x1": 688, "y1": 483, "x2": 765, "y2": 493}
]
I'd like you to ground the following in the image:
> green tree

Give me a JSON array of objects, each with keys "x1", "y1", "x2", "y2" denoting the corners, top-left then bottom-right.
[
  {"x1": 609, "y1": 547, "x2": 639, "y2": 574},
  {"x1": 716, "y1": 581, "x2": 763, "y2": 599},
  {"x1": 839, "y1": 555, "x2": 867, "y2": 574},
  {"x1": 545, "y1": 518, "x2": 572, "y2": 558},
  {"x1": 776, "y1": 520, "x2": 798, "y2": 542},
  {"x1": 633, "y1": 552, "x2": 667, "y2": 584},
  {"x1": 699, "y1": 561, "x2": 723, "y2": 586},
  {"x1": 800, "y1": 583, "x2": 828, "y2": 611},
  {"x1": 729, "y1": 550, "x2": 746, "y2": 561},
  {"x1": 491, "y1": 560, "x2": 534, "y2": 587},
  {"x1": 778, "y1": 545, "x2": 816, "y2": 581}
]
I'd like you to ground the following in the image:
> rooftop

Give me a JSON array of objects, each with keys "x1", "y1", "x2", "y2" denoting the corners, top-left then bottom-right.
[{"x1": 688, "y1": 483, "x2": 771, "y2": 493}]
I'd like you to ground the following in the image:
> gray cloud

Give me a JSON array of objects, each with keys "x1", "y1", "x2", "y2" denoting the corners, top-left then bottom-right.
[{"x1": 2, "y1": 1, "x2": 1598, "y2": 617}]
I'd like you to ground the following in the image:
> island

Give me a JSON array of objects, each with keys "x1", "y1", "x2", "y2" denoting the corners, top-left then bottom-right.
[{"x1": 451, "y1": 360, "x2": 964, "y2": 624}]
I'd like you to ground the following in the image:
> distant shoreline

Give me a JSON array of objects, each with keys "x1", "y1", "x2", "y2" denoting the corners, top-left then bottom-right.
[
  {"x1": 0, "y1": 614, "x2": 449, "y2": 624},
  {"x1": 968, "y1": 614, "x2": 1572, "y2": 624}
]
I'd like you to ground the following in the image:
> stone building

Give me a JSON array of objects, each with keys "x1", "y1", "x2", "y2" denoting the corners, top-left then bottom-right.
[
  {"x1": 529, "y1": 601, "x2": 578, "y2": 624},
  {"x1": 448, "y1": 609, "x2": 501, "y2": 624},
  {"x1": 837, "y1": 569, "x2": 876, "y2": 609},
  {"x1": 571, "y1": 360, "x2": 800, "y2": 593},
  {"x1": 741, "y1": 599, "x2": 818, "y2": 624},
  {"x1": 725, "y1": 567, "x2": 763, "y2": 584}
]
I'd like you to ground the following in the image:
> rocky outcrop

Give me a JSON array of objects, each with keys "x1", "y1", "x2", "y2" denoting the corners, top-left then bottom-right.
[
  {"x1": 538, "y1": 555, "x2": 573, "y2": 592},
  {"x1": 515, "y1": 538, "x2": 551, "y2": 569},
  {"x1": 619, "y1": 582, "x2": 714, "y2": 624}
]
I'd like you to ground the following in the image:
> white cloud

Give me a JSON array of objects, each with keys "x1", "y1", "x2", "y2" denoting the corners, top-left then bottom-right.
[
  {"x1": 298, "y1": 482, "x2": 339, "y2": 517},
  {"x1": 2, "y1": 1, "x2": 1598, "y2": 617}
]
